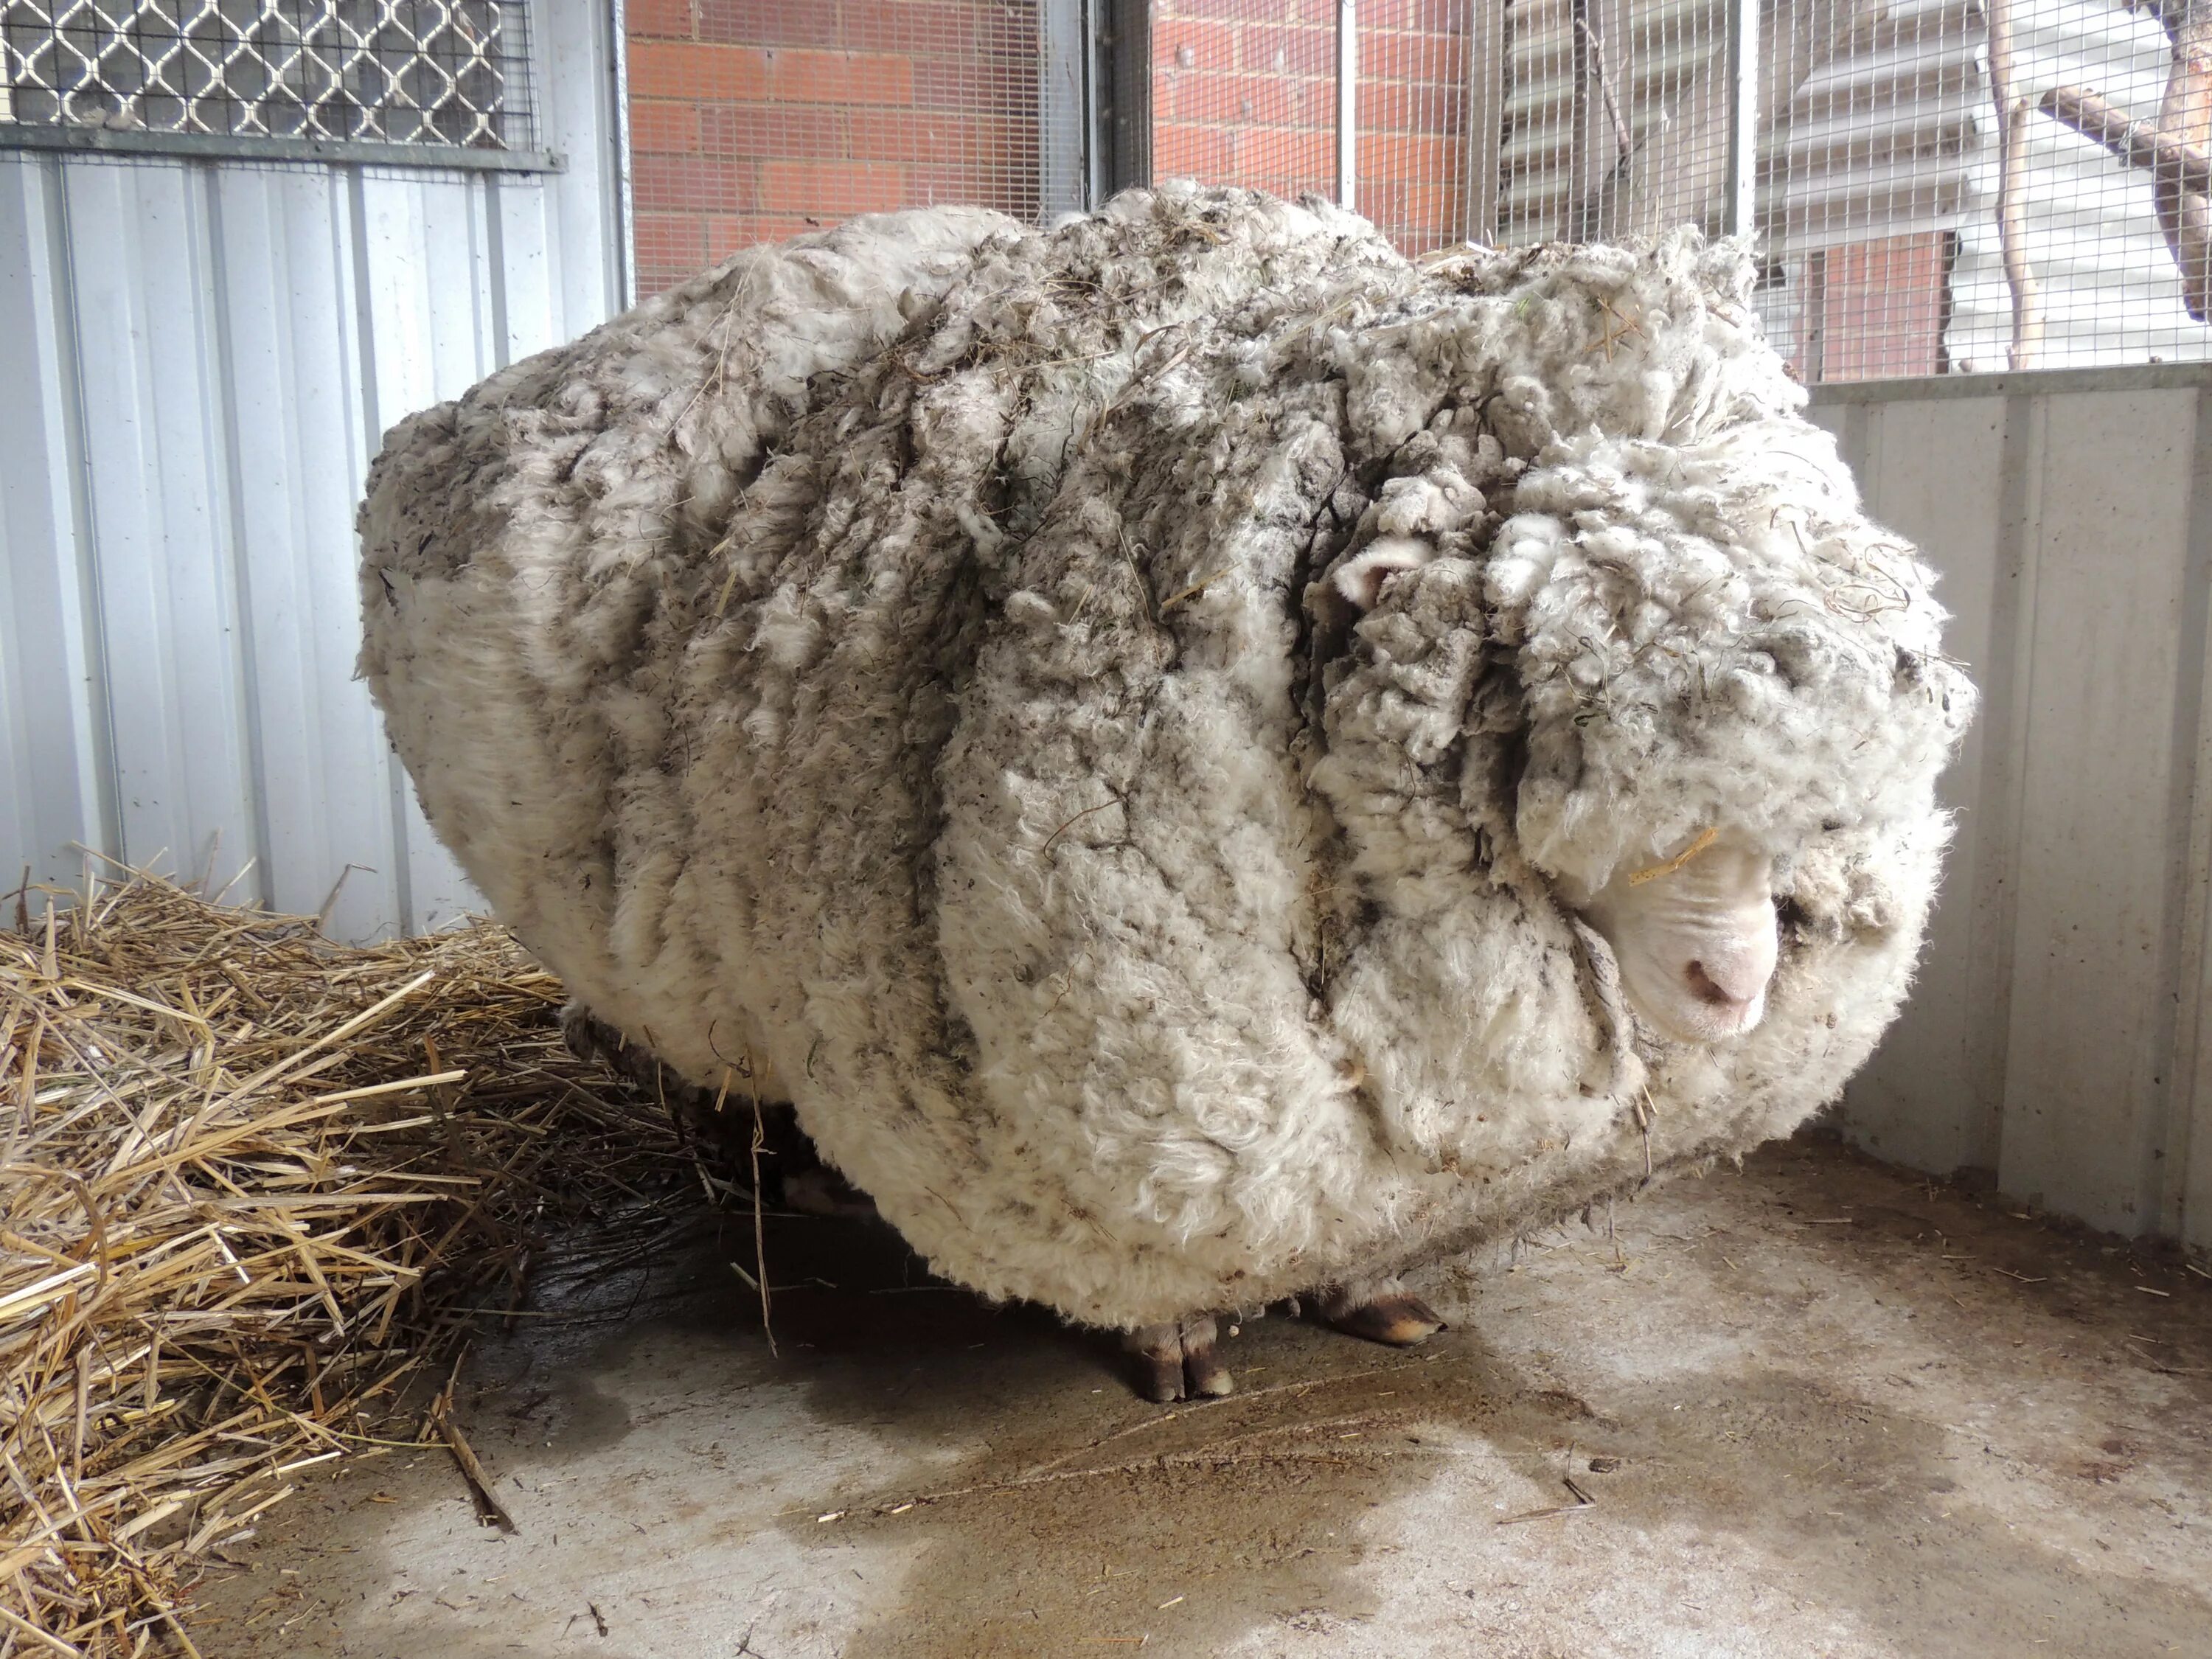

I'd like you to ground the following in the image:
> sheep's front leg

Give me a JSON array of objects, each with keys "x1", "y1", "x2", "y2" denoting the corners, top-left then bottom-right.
[
  {"x1": 1315, "y1": 1279, "x2": 1445, "y2": 1347},
  {"x1": 1124, "y1": 1314, "x2": 1233, "y2": 1402}
]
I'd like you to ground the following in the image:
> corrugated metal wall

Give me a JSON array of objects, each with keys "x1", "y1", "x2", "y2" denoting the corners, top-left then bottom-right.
[
  {"x1": 0, "y1": 0, "x2": 623, "y2": 942},
  {"x1": 1495, "y1": 0, "x2": 1735, "y2": 246},
  {"x1": 1761, "y1": 0, "x2": 1987, "y2": 259},
  {"x1": 1815, "y1": 367, "x2": 2212, "y2": 1253}
]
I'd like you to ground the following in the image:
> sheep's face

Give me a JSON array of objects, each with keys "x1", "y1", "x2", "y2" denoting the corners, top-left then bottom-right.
[{"x1": 1571, "y1": 832, "x2": 1778, "y2": 1044}]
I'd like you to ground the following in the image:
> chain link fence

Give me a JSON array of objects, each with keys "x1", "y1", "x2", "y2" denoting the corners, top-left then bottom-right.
[{"x1": 0, "y1": 0, "x2": 536, "y2": 147}]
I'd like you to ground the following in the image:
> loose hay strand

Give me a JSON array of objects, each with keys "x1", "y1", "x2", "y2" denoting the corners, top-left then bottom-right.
[
  {"x1": 1625, "y1": 825, "x2": 1719, "y2": 887},
  {"x1": 0, "y1": 872, "x2": 685, "y2": 1653}
]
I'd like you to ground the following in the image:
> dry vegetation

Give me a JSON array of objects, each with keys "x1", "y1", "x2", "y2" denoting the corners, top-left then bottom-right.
[{"x1": 0, "y1": 869, "x2": 697, "y2": 1655}]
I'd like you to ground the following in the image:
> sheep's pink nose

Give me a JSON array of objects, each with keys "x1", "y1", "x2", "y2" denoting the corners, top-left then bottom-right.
[{"x1": 1686, "y1": 959, "x2": 1760, "y2": 1009}]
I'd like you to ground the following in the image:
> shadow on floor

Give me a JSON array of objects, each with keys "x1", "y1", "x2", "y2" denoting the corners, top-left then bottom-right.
[{"x1": 198, "y1": 1139, "x2": 2212, "y2": 1659}]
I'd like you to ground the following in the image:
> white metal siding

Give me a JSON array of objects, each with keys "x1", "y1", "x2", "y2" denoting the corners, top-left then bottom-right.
[
  {"x1": 1497, "y1": 0, "x2": 1733, "y2": 245},
  {"x1": 1815, "y1": 369, "x2": 2212, "y2": 1254},
  {"x1": 1759, "y1": 0, "x2": 1989, "y2": 257},
  {"x1": 0, "y1": 0, "x2": 622, "y2": 940}
]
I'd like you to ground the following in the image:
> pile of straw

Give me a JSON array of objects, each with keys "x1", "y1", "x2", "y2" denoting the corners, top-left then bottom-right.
[{"x1": 1, "y1": 870, "x2": 691, "y2": 1655}]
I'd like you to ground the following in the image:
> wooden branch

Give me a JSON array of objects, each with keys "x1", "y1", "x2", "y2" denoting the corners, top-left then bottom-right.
[
  {"x1": 2123, "y1": 0, "x2": 2191, "y2": 49},
  {"x1": 2152, "y1": 0, "x2": 2212, "y2": 319},
  {"x1": 2039, "y1": 84, "x2": 2212, "y2": 197},
  {"x1": 1989, "y1": 0, "x2": 2041, "y2": 369},
  {"x1": 1574, "y1": 15, "x2": 1634, "y2": 164}
]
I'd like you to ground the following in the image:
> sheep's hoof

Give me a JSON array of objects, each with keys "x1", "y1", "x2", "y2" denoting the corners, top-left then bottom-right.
[
  {"x1": 1318, "y1": 1285, "x2": 1445, "y2": 1348},
  {"x1": 1125, "y1": 1315, "x2": 1233, "y2": 1402}
]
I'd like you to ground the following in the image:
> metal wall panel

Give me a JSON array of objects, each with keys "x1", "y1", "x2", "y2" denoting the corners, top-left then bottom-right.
[
  {"x1": 1815, "y1": 367, "x2": 2212, "y2": 1255},
  {"x1": 0, "y1": 160, "x2": 111, "y2": 897},
  {"x1": 0, "y1": 0, "x2": 622, "y2": 939}
]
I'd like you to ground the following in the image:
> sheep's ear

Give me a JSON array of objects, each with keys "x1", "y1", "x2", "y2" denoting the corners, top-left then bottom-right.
[{"x1": 1332, "y1": 535, "x2": 1435, "y2": 612}]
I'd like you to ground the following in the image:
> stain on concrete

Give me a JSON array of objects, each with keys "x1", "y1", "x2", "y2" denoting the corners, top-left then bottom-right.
[{"x1": 192, "y1": 1138, "x2": 2212, "y2": 1659}]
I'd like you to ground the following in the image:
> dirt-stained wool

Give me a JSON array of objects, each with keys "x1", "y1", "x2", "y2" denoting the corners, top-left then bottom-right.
[{"x1": 358, "y1": 184, "x2": 1976, "y2": 1335}]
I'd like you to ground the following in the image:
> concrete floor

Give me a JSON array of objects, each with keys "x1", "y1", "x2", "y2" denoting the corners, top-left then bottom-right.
[{"x1": 195, "y1": 1138, "x2": 2212, "y2": 1659}]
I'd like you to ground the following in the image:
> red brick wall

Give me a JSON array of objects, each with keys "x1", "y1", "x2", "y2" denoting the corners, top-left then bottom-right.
[
  {"x1": 1152, "y1": 0, "x2": 1470, "y2": 253},
  {"x1": 627, "y1": 1, "x2": 1042, "y2": 296},
  {"x1": 1798, "y1": 234, "x2": 1950, "y2": 383}
]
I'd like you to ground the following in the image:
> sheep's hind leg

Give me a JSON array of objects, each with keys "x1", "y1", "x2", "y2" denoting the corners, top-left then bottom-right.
[
  {"x1": 1124, "y1": 1315, "x2": 1233, "y2": 1402},
  {"x1": 1315, "y1": 1279, "x2": 1445, "y2": 1348}
]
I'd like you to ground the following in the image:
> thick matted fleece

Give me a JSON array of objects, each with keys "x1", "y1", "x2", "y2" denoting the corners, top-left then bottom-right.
[{"x1": 358, "y1": 185, "x2": 1975, "y2": 1332}]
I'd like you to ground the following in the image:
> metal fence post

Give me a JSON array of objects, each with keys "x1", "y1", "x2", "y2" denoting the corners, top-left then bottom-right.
[
  {"x1": 1089, "y1": 0, "x2": 1151, "y2": 203},
  {"x1": 608, "y1": 0, "x2": 636, "y2": 307},
  {"x1": 1337, "y1": 0, "x2": 1358, "y2": 213},
  {"x1": 1465, "y1": 0, "x2": 1506, "y2": 243},
  {"x1": 1040, "y1": 0, "x2": 1088, "y2": 218},
  {"x1": 1724, "y1": 0, "x2": 1760, "y2": 237}
]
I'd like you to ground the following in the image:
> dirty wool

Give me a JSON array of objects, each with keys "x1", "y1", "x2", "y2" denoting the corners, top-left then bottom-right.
[{"x1": 360, "y1": 184, "x2": 1976, "y2": 1332}]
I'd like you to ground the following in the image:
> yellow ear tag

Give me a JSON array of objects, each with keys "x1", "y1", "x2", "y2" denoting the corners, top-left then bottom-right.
[{"x1": 1626, "y1": 825, "x2": 1719, "y2": 887}]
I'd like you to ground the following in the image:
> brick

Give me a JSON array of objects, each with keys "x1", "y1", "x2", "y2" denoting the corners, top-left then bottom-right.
[
  {"x1": 1236, "y1": 23, "x2": 1333, "y2": 76},
  {"x1": 627, "y1": 0, "x2": 695, "y2": 39},
  {"x1": 1162, "y1": 69, "x2": 1304, "y2": 126},
  {"x1": 912, "y1": 55, "x2": 1029, "y2": 111},
  {"x1": 1154, "y1": 15, "x2": 1239, "y2": 71},
  {"x1": 1163, "y1": 0, "x2": 1305, "y2": 18},
  {"x1": 1359, "y1": 77, "x2": 1463, "y2": 134},
  {"x1": 768, "y1": 47, "x2": 915, "y2": 105},
  {"x1": 1358, "y1": 177, "x2": 1464, "y2": 238},
  {"x1": 849, "y1": 107, "x2": 1005, "y2": 161},
  {"x1": 1234, "y1": 125, "x2": 1334, "y2": 186},
  {"x1": 706, "y1": 212, "x2": 832, "y2": 253},
  {"x1": 1356, "y1": 0, "x2": 1418, "y2": 27},
  {"x1": 838, "y1": 1, "x2": 981, "y2": 56},
  {"x1": 693, "y1": 0, "x2": 843, "y2": 46},
  {"x1": 633, "y1": 153, "x2": 759, "y2": 212},
  {"x1": 630, "y1": 42, "x2": 769, "y2": 100},
  {"x1": 1154, "y1": 122, "x2": 1238, "y2": 179},
  {"x1": 1813, "y1": 234, "x2": 1945, "y2": 381},
  {"x1": 760, "y1": 159, "x2": 913, "y2": 215},
  {"x1": 635, "y1": 210, "x2": 709, "y2": 285},
  {"x1": 628, "y1": 99, "x2": 703, "y2": 154},
  {"x1": 1357, "y1": 130, "x2": 1458, "y2": 182},
  {"x1": 700, "y1": 102, "x2": 848, "y2": 159},
  {"x1": 910, "y1": 161, "x2": 1037, "y2": 213},
  {"x1": 1360, "y1": 28, "x2": 1465, "y2": 83},
  {"x1": 636, "y1": 260, "x2": 695, "y2": 298},
  {"x1": 975, "y1": 7, "x2": 1044, "y2": 61}
]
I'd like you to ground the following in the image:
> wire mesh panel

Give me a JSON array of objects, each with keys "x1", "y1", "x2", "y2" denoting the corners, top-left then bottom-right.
[
  {"x1": 1757, "y1": 0, "x2": 2212, "y2": 377},
  {"x1": 626, "y1": 0, "x2": 1043, "y2": 296},
  {"x1": 613, "y1": 0, "x2": 2212, "y2": 372},
  {"x1": 1494, "y1": 0, "x2": 1737, "y2": 246},
  {"x1": 1947, "y1": 0, "x2": 2212, "y2": 370},
  {"x1": 1357, "y1": 0, "x2": 1470, "y2": 250},
  {"x1": 1152, "y1": 0, "x2": 1340, "y2": 206},
  {"x1": 1753, "y1": 0, "x2": 1986, "y2": 378},
  {"x1": 0, "y1": 0, "x2": 537, "y2": 146},
  {"x1": 1150, "y1": 0, "x2": 1473, "y2": 250}
]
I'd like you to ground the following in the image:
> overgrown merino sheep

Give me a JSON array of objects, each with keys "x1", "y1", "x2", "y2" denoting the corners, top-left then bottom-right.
[{"x1": 359, "y1": 185, "x2": 1975, "y2": 1398}]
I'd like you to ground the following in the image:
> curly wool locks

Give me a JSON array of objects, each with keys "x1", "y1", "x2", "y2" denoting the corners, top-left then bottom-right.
[{"x1": 358, "y1": 185, "x2": 1975, "y2": 1334}]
